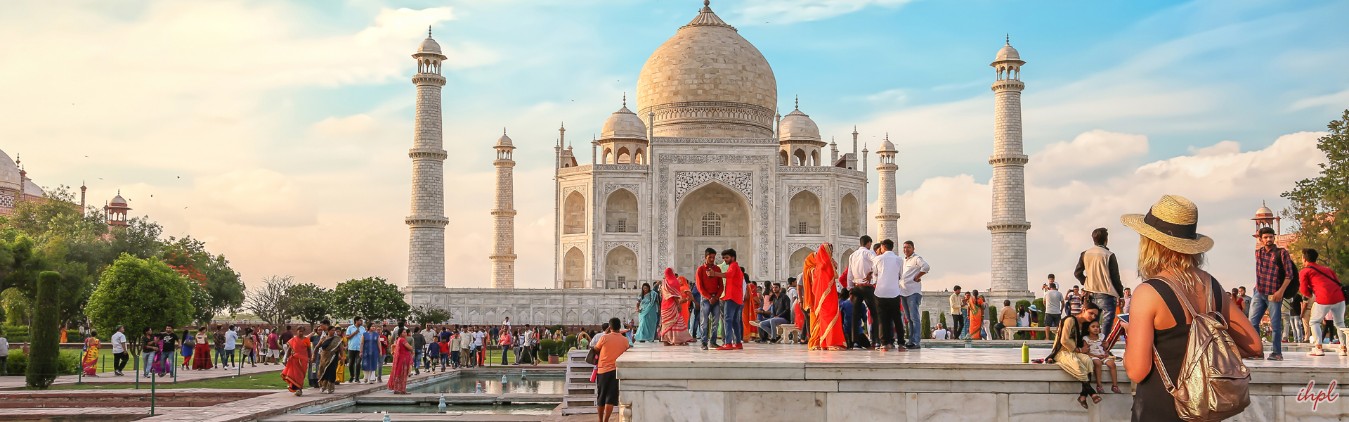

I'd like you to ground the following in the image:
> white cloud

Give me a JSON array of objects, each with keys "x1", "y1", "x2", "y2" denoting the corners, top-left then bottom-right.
[
  {"x1": 735, "y1": 0, "x2": 911, "y2": 25},
  {"x1": 1290, "y1": 88, "x2": 1349, "y2": 112},
  {"x1": 891, "y1": 130, "x2": 1325, "y2": 294},
  {"x1": 1029, "y1": 130, "x2": 1149, "y2": 183}
]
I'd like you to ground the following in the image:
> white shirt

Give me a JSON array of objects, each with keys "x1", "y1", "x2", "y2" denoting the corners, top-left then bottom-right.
[
  {"x1": 590, "y1": 332, "x2": 604, "y2": 348},
  {"x1": 111, "y1": 332, "x2": 128, "y2": 354},
  {"x1": 786, "y1": 286, "x2": 799, "y2": 301},
  {"x1": 0, "y1": 337, "x2": 8, "y2": 356},
  {"x1": 224, "y1": 329, "x2": 238, "y2": 349},
  {"x1": 848, "y1": 247, "x2": 876, "y2": 288},
  {"x1": 872, "y1": 251, "x2": 904, "y2": 298},
  {"x1": 898, "y1": 253, "x2": 930, "y2": 297},
  {"x1": 1044, "y1": 290, "x2": 1064, "y2": 315},
  {"x1": 932, "y1": 328, "x2": 950, "y2": 340},
  {"x1": 472, "y1": 331, "x2": 486, "y2": 347}
]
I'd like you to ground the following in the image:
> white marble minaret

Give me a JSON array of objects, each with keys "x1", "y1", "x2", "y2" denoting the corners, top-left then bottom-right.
[
  {"x1": 875, "y1": 134, "x2": 899, "y2": 242},
  {"x1": 987, "y1": 37, "x2": 1032, "y2": 294},
  {"x1": 407, "y1": 28, "x2": 449, "y2": 289},
  {"x1": 491, "y1": 129, "x2": 517, "y2": 289}
]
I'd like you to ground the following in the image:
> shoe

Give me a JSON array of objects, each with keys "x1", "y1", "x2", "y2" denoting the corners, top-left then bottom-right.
[
  {"x1": 734, "y1": 344, "x2": 743, "y2": 350},
  {"x1": 1340, "y1": 347, "x2": 1348, "y2": 356},
  {"x1": 1267, "y1": 354, "x2": 1283, "y2": 361},
  {"x1": 1243, "y1": 354, "x2": 1263, "y2": 361},
  {"x1": 700, "y1": 344, "x2": 708, "y2": 350},
  {"x1": 1309, "y1": 347, "x2": 1325, "y2": 357},
  {"x1": 716, "y1": 344, "x2": 735, "y2": 351}
]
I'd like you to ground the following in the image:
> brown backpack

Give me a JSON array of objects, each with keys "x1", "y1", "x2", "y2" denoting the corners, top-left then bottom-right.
[{"x1": 1152, "y1": 275, "x2": 1251, "y2": 421}]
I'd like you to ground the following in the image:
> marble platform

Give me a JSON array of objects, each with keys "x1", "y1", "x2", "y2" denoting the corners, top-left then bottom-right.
[{"x1": 617, "y1": 344, "x2": 1349, "y2": 422}]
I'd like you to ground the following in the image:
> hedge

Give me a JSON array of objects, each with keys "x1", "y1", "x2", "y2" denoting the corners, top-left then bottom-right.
[
  {"x1": 27, "y1": 271, "x2": 62, "y2": 389},
  {"x1": 5, "y1": 349, "x2": 81, "y2": 376}
]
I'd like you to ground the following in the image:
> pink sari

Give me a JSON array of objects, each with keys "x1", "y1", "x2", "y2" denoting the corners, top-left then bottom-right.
[
  {"x1": 386, "y1": 336, "x2": 413, "y2": 393},
  {"x1": 658, "y1": 268, "x2": 694, "y2": 345}
]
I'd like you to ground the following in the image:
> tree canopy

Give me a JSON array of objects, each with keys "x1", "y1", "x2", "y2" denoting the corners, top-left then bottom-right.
[
  {"x1": 1284, "y1": 109, "x2": 1349, "y2": 271},
  {"x1": 85, "y1": 254, "x2": 195, "y2": 336},
  {"x1": 286, "y1": 282, "x2": 333, "y2": 327},
  {"x1": 332, "y1": 277, "x2": 410, "y2": 322}
]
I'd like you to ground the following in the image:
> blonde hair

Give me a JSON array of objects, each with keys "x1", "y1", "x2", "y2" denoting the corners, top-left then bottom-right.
[{"x1": 1137, "y1": 236, "x2": 1206, "y2": 286}]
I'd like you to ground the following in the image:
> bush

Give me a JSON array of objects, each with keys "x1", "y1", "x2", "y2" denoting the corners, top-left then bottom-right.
[
  {"x1": 563, "y1": 335, "x2": 577, "y2": 350},
  {"x1": 987, "y1": 305, "x2": 997, "y2": 338},
  {"x1": 921, "y1": 311, "x2": 931, "y2": 339},
  {"x1": 5, "y1": 349, "x2": 81, "y2": 376},
  {"x1": 3, "y1": 325, "x2": 32, "y2": 343},
  {"x1": 538, "y1": 339, "x2": 567, "y2": 358},
  {"x1": 938, "y1": 312, "x2": 947, "y2": 330},
  {"x1": 1031, "y1": 298, "x2": 1047, "y2": 340},
  {"x1": 27, "y1": 271, "x2": 62, "y2": 389}
]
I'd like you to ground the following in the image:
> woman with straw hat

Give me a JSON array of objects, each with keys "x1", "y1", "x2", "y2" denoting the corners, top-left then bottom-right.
[{"x1": 1121, "y1": 195, "x2": 1263, "y2": 421}]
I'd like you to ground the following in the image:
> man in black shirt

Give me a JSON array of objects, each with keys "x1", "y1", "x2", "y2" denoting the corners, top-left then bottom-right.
[
  {"x1": 410, "y1": 325, "x2": 425, "y2": 375},
  {"x1": 757, "y1": 284, "x2": 792, "y2": 342},
  {"x1": 161, "y1": 325, "x2": 178, "y2": 377}
]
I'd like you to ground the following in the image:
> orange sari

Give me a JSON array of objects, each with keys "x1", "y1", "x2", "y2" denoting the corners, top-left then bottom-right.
[
  {"x1": 281, "y1": 335, "x2": 311, "y2": 394},
  {"x1": 658, "y1": 269, "x2": 694, "y2": 345},
  {"x1": 969, "y1": 297, "x2": 986, "y2": 340},
  {"x1": 805, "y1": 245, "x2": 845, "y2": 350},
  {"x1": 743, "y1": 282, "x2": 760, "y2": 339}
]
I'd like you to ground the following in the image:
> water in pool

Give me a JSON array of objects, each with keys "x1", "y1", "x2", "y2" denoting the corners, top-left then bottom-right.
[
  {"x1": 412, "y1": 373, "x2": 567, "y2": 395},
  {"x1": 326, "y1": 404, "x2": 556, "y2": 415}
]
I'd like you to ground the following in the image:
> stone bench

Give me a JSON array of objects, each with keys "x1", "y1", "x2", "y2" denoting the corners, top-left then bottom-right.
[
  {"x1": 777, "y1": 324, "x2": 802, "y2": 343},
  {"x1": 1002, "y1": 326, "x2": 1054, "y2": 341}
]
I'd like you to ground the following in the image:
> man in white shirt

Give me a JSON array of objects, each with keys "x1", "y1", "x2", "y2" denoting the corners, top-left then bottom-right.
[
  {"x1": 847, "y1": 235, "x2": 878, "y2": 349},
  {"x1": 898, "y1": 240, "x2": 931, "y2": 349},
  {"x1": 1043, "y1": 282, "x2": 1064, "y2": 330},
  {"x1": 871, "y1": 239, "x2": 906, "y2": 351},
  {"x1": 931, "y1": 324, "x2": 950, "y2": 340},
  {"x1": 0, "y1": 330, "x2": 8, "y2": 376},
  {"x1": 110, "y1": 325, "x2": 129, "y2": 376},
  {"x1": 224, "y1": 325, "x2": 239, "y2": 369}
]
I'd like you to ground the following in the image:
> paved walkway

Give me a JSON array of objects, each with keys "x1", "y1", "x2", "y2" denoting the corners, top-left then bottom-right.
[{"x1": 0, "y1": 361, "x2": 287, "y2": 390}]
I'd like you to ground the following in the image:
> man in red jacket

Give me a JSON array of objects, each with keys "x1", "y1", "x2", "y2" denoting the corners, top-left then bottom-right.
[
  {"x1": 1300, "y1": 248, "x2": 1345, "y2": 356},
  {"x1": 695, "y1": 248, "x2": 725, "y2": 351}
]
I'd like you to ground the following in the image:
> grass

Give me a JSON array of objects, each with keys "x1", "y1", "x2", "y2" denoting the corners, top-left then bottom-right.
[{"x1": 44, "y1": 366, "x2": 399, "y2": 391}]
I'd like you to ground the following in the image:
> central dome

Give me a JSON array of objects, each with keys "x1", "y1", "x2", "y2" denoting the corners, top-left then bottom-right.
[{"x1": 636, "y1": 2, "x2": 777, "y2": 139}]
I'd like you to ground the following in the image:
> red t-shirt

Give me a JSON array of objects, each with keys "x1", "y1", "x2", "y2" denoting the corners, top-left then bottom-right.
[
  {"x1": 696, "y1": 264, "x2": 723, "y2": 299},
  {"x1": 1300, "y1": 263, "x2": 1345, "y2": 305},
  {"x1": 723, "y1": 262, "x2": 744, "y2": 305}
]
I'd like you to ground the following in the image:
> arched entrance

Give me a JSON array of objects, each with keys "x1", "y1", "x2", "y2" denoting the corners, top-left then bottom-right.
[
  {"x1": 605, "y1": 246, "x2": 638, "y2": 289},
  {"x1": 788, "y1": 247, "x2": 813, "y2": 280},
  {"x1": 563, "y1": 247, "x2": 586, "y2": 289},
  {"x1": 676, "y1": 183, "x2": 752, "y2": 275}
]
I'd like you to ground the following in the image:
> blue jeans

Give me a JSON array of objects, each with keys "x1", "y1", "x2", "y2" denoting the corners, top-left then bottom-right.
[
  {"x1": 1091, "y1": 293, "x2": 1117, "y2": 337},
  {"x1": 142, "y1": 351, "x2": 155, "y2": 376},
  {"x1": 901, "y1": 293, "x2": 923, "y2": 347},
  {"x1": 1249, "y1": 292, "x2": 1283, "y2": 355},
  {"x1": 759, "y1": 317, "x2": 788, "y2": 340},
  {"x1": 700, "y1": 299, "x2": 723, "y2": 346},
  {"x1": 723, "y1": 301, "x2": 744, "y2": 345}
]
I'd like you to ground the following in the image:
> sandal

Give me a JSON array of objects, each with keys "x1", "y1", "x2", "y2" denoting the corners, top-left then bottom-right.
[
  {"x1": 1091, "y1": 394, "x2": 1102, "y2": 404},
  {"x1": 1112, "y1": 385, "x2": 1122, "y2": 394},
  {"x1": 1076, "y1": 396, "x2": 1089, "y2": 409}
]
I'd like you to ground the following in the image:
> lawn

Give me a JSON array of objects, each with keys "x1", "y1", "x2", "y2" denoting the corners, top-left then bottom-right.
[{"x1": 45, "y1": 366, "x2": 398, "y2": 390}]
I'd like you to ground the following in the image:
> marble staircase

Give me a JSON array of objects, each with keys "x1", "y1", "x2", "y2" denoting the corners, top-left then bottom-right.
[{"x1": 562, "y1": 349, "x2": 597, "y2": 415}]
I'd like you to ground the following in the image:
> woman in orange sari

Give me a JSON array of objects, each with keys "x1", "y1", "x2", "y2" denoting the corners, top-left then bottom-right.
[
  {"x1": 743, "y1": 281, "x2": 761, "y2": 341},
  {"x1": 658, "y1": 268, "x2": 695, "y2": 345},
  {"x1": 968, "y1": 290, "x2": 986, "y2": 340},
  {"x1": 387, "y1": 329, "x2": 413, "y2": 394},
  {"x1": 805, "y1": 244, "x2": 846, "y2": 350},
  {"x1": 281, "y1": 326, "x2": 311, "y2": 396},
  {"x1": 81, "y1": 332, "x2": 100, "y2": 376}
]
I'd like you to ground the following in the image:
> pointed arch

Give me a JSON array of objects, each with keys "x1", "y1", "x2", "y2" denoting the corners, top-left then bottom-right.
[
  {"x1": 793, "y1": 148, "x2": 807, "y2": 166},
  {"x1": 788, "y1": 247, "x2": 813, "y2": 279},
  {"x1": 789, "y1": 190, "x2": 822, "y2": 235},
  {"x1": 676, "y1": 182, "x2": 753, "y2": 277},
  {"x1": 779, "y1": 150, "x2": 789, "y2": 166},
  {"x1": 604, "y1": 246, "x2": 638, "y2": 289},
  {"x1": 840, "y1": 193, "x2": 861, "y2": 236},
  {"x1": 564, "y1": 191, "x2": 586, "y2": 234},
  {"x1": 616, "y1": 146, "x2": 632, "y2": 164},
  {"x1": 563, "y1": 247, "x2": 586, "y2": 289},
  {"x1": 605, "y1": 188, "x2": 639, "y2": 233},
  {"x1": 634, "y1": 148, "x2": 646, "y2": 164},
  {"x1": 602, "y1": 148, "x2": 614, "y2": 164}
]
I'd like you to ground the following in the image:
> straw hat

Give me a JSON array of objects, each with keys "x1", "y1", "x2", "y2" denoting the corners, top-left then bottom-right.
[{"x1": 1121, "y1": 195, "x2": 1214, "y2": 254}]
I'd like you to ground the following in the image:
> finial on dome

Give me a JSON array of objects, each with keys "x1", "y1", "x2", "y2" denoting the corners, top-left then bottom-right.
[
  {"x1": 794, "y1": 95, "x2": 799, "y2": 110},
  {"x1": 428, "y1": 26, "x2": 433, "y2": 38},
  {"x1": 704, "y1": 0, "x2": 710, "y2": 7},
  {"x1": 503, "y1": 127, "x2": 507, "y2": 135},
  {"x1": 622, "y1": 92, "x2": 627, "y2": 107},
  {"x1": 1005, "y1": 33, "x2": 1010, "y2": 45}
]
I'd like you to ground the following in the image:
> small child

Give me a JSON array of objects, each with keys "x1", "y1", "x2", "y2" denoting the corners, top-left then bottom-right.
[
  {"x1": 426, "y1": 336, "x2": 441, "y2": 372},
  {"x1": 1083, "y1": 320, "x2": 1121, "y2": 394},
  {"x1": 440, "y1": 337, "x2": 452, "y2": 370}
]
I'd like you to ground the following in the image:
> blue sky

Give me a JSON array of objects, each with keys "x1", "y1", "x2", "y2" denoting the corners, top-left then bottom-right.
[{"x1": 3, "y1": 0, "x2": 1346, "y2": 292}]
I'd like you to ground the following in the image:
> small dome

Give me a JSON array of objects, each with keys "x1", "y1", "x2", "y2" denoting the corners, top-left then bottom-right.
[
  {"x1": 0, "y1": 150, "x2": 20, "y2": 190},
  {"x1": 995, "y1": 43, "x2": 1021, "y2": 62},
  {"x1": 1255, "y1": 205, "x2": 1274, "y2": 218},
  {"x1": 418, "y1": 37, "x2": 442, "y2": 55},
  {"x1": 23, "y1": 179, "x2": 43, "y2": 197},
  {"x1": 496, "y1": 130, "x2": 514, "y2": 148},
  {"x1": 778, "y1": 109, "x2": 821, "y2": 143},
  {"x1": 110, "y1": 194, "x2": 127, "y2": 206},
  {"x1": 879, "y1": 138, "x2": 897, "y2": 153},
  {"x1": 600, "y1": 105, "x2": 648, "y2": 140}
]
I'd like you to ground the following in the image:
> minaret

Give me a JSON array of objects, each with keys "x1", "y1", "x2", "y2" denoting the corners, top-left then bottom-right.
[
  {"x1": 407, "y1": 28, "x2": 449, "y2": 289},
  {"x1": 829, "y1": 137, "x2": 838, "y2": 164},
  {"x1": 492, "y1": 129, "x2": 517, "y2": 289},
  {"x1": 875, "y1": 134, "x2": 899, "y2": 242},
  {"x1": 987, "y1": 36, "x2": 1032, "y2": 294},
  {"x1": 80, "y1": 181, "x2": 87, "y2": 216}
]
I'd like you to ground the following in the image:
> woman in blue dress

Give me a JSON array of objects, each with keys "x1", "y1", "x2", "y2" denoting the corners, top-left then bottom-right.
[
  {"x1": 635, "y1": 283, "x2": 660, "y2": 342},
  {"x1": 360, "y1": 327, "x2": 382, "y2": 383}
]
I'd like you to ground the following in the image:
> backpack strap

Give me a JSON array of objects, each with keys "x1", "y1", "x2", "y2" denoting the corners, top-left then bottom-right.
[{"x1": 1147, "y1": 273, "x2": 1216, "y2": 394}]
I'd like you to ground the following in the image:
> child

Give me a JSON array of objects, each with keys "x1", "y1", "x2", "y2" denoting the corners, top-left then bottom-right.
[
  {"x1": 440, "y1": 336, "x2": 452, "y2": 370},
  {"x1": 426, "y1": 334, "x2": 441, "y2": 372},
  {"x1": 1083, "y1": 320, "x2": 1121, "y2": 394}
]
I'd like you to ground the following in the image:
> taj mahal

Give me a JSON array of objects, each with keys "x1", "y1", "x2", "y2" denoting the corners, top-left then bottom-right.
[{"x1": 405, "y1": 1, "x2": 1033, "y2": 325}]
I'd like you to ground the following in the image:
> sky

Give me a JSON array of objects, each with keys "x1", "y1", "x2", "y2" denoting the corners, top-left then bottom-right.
[{"x1": 3, "y1": 0, "x2": 1346, "y2": 294}]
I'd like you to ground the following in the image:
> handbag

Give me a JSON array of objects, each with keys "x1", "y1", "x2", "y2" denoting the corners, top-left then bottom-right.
[{"x1": 585, "y1": 347, "x2": 600, "y2": 366}]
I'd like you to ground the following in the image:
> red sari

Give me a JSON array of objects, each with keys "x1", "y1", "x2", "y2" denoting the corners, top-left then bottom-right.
[
  {"x1": 192, "y1": 333, "x2": 212, "y2": 370},
  {"x1": 658, "y1": 269, "x2": 695, "y2": 345},
  {"x1": 387, "y1": 336, "x2": 413, "y2": 393},
  {"x1": 743, "y1": 282, "x2": 761, "y2": 339},
  {"x1": 281, "y1": 335, "x2": 311, "y2": 394},
  {"x1": 805, "y1": 245, "x2": 845, "y2": 350}
]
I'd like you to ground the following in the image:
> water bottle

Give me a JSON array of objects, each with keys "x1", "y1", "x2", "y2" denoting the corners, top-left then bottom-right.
[
  {"x1": 438, "y1": 394, "x2": 446, "y2": 412},
  {"x1": 502, "y1": 374, "x2": 508, "y2": 385},
  {"x1": 382, "y1": 412, "x2": 391, "y2": 422},
  {"x1": 1021, "y1": 342, "x2": 1030, "y2": 363},
  {"x1": 964, "y1": 338, "x2": 972, "y2": 348}
]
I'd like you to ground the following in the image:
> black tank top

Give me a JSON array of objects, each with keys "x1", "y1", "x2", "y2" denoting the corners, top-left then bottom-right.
[{"x1": 1131, "y1": 277, "x2": 1224, "y2": 422}]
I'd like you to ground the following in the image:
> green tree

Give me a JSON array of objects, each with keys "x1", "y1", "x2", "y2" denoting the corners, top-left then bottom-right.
[
  {"x1": 189, "y1": 283, "x2": 214, "y2": 325},
  {"x1": 85, "y1": 254, "x2": 195, "y2": 337},
  {"x1": 332, "y1": 277, "x2": 410, "y2": 322},
  {"x1": 163, "y1": 236, "x2": 245, "y2": 321},
  {"x1": 26, "y1": 271, "x2": 61, "y2": 389},
  {"x1": 409, "y1": 304, "x2": 453, "y2": 325},
  {"x1": 1284, "y1": 109, "x2": 1349, "y2": 272},
  {"x1": 921, "y1": 310, "x2": 931, "y2": 339},
  {"x1": 1, "y1": 287, "x2": 31, "y2": 326},
  {"x1": 286, "y1": 283, "x2": 333, "y2": 327}
]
